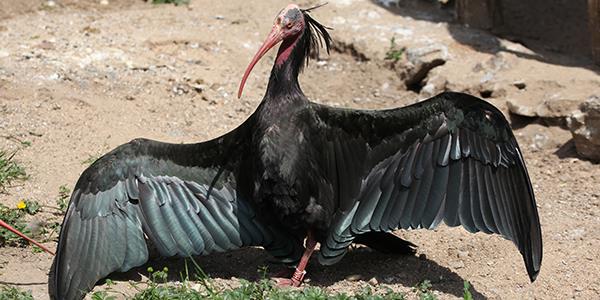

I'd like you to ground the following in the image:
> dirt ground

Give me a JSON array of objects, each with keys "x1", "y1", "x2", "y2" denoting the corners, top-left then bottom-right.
[{"x1": 0, "y1": 0, "x2": 599, "y2": 299}]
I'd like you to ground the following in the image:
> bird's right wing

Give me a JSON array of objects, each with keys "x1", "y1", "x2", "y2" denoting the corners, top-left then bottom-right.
[{"x1": 50, "y1": 125, "x2": 302, "y2": 300}]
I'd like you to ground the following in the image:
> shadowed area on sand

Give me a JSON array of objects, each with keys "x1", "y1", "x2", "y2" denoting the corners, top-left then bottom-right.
[
  {"x1": 104, "y1": 246, "x2": 487, "y2": 299},
  {"x1": 369, "y1": 0, "x2": 600, "y2": 74}
]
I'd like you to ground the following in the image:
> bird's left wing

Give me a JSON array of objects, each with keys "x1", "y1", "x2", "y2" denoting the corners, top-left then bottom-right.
[
  {"x1": 50, "y1": 125, "x2": 302, "y2": 300},
  {"x1": 308, "y1": 92, "x2": 542, "y2": 281}
]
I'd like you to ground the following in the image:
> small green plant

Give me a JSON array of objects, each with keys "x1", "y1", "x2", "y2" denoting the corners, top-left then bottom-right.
[
  {"x1": 0, "y1": 203, "x2": 29, "y2": 247},
  {"x1": 91, "y1": 279, "x2": 118, "y2": 300},
  {"x1": 0, "y1": 285, "x2": 34, "y2": 300},
  {"x1": 415, "y1": 280, "x2": 437, "y2": 300},
  {"x1": 463, "y1": 281, "x2": 473, "y2": 300},
  {"x1": 57, "y1": 185, "x2": 71, "y2": 213},
  {"x1": 127, "y1": 259, "x2": 408, "y2": 300},
  {"x1": 151, "y1": 0, "x2": 190, "y2": 5},
  {"x1": 384, "y1": 36, "x2": 406, "y2": 63},
  {"x1": 90, "y1": 291, "x2": 116, "y2": 300},
  {"x1": 21, "y1": 200, "x2": 40, "y2": 215},
  {"x1": 0, "y1": 150, "x2": 28, "y2": 191}
]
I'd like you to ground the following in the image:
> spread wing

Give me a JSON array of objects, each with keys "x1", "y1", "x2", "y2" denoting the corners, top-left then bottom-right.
[
  {"x1": 310, "y1": 92, "x2": 542, "y2": 281},
  {"x1": 49, "y1": 124, "x2": 302, "y2": 300}
]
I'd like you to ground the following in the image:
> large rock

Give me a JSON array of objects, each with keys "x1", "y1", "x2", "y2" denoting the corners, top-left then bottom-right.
[
  {"x1": 507, "y1": 98, "x2": 581, "y2": 119},
  {"x1": 567, "y1": 96, "x2": 600, "y2": 161},
  {"x1": 391, "y1": 44, "x2": 448, "y2": 90}
]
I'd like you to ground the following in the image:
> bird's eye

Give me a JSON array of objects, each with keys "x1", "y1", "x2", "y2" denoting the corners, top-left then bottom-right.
[{"x1": 286, "y1": 22, "x2": 293, "y2": 29}]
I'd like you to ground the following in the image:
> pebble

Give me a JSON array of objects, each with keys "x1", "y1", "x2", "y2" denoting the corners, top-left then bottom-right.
[
  {"x1": 513, "y1": 80, "x2": 527, "y2": 89},
  {"x1": 345, "y1": 274, "x2": 362, "y2": 281},
  {"x1": 566, "y1": 228, "x2": 586, "y2": 240},
  {"x1": 368, "y1": 277, "x2": 378, "y2": 286},
  {"x1": 449, "y1": 260, "x2": 465, "y2": 269},
  {"x1": 100, "y1": 0, "x2": 109, "y2": 5}
]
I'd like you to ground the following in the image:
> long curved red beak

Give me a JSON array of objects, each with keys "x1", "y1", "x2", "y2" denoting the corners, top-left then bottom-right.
[
  {"x1": 237, "y1": 25, "x2": 284, "y2": 99},
  {"x1": 0, "y1": 219, "x2": 55, "y2": 255}
]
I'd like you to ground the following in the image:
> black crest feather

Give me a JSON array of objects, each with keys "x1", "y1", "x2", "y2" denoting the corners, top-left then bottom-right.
[{"x1": 300, "y1": 4, "x2": 333, "y2": 69}]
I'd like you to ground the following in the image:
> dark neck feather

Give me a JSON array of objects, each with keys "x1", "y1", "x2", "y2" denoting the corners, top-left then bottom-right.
[
  {"x1": 265, "y1": 12, "x2": 332, "y2": 101},
  {"x1": 265, "y1": 30, "x2": 308, "y2": 100}
]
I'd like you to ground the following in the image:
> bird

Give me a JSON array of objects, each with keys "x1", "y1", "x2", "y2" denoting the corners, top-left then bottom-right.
[{"x1": 39, "y1": 3, "x2": 542, "y2": 299}]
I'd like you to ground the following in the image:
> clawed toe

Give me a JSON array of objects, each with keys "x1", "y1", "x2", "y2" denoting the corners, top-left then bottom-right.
[{"x1": 272, "y1": 277, "x2": 302, "y2": 287}]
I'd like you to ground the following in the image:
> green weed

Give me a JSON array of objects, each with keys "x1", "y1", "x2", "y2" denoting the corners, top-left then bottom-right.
[
  {"x1": 0, "y1": 285, "x2": 34, "y2": 300},
  {"x1": 463, "y1": 281, "x2": 473, "y2": 300},
  {"x1": 415, "y1": 280, "x2": 437, "y2": 300},
  {"x1": 384, "y1": 37, "x2": 406, "y2": 63},
  {"x1": 56, "y1": 185, "x2": 71, "y2": 213},
  {"x1": 0, "y1": 150, "x2": 27, "y2": 191},
  {"x1": 0, "y1": 203, "x2": 29, "y2": 247}
]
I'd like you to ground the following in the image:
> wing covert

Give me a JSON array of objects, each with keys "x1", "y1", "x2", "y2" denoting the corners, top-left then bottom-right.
[
  {"x1": 50, "y1": 134, "x2": 302, "y2": 300},
  {"x1": 311, "y1": 92, "x2": 542, "y2": 281}
]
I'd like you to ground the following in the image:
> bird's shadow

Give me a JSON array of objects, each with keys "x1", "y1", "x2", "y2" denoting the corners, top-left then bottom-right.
[{"x1": 106, "y1": 246, "x2": 486, "y2": 299}]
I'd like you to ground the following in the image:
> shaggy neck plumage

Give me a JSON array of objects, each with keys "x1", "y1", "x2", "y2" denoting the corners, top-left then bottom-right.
[{"x1": 265, "y1": 26, "x2": 309, "y2": 100}]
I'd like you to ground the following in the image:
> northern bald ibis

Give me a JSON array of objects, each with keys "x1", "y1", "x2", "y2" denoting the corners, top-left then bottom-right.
[{"x1": 1, "y1": 3, "x2": 545, "y2": 299}]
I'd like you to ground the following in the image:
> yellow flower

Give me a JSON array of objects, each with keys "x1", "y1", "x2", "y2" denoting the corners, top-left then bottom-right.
[{"x1": 16, "y1": 200, "x2": 26, "y2": 210}]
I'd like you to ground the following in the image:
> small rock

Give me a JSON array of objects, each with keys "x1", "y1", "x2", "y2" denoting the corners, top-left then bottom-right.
[
  {"x1": 449, "y1": 260, "x2": 465, "y2": 269},
  {"x1": 420, "y1": 74, "x2": 447, "y2": 97},
  {"x1": 566, "y1": 228, "x2": 586, "y2": 240},
  {"x1": 457, "y1": 250, "x2": 469, "y2": 259},
  {"x1": 0, "y1": 50, "x2": 9, "y2": 58},
  {"x1": 172, "y1": 83, "x2": 190, "y2": 95},
  {"x1": 486, "y1": 53, "x2": 510, "y2": 71},
  {"x1": 478, "y1": 82, "x2": 505, "y2": 98},
  {"x1": 536, "y1": 98, "x2": 581, "y2": 119},
  {"x1": 368, "y1": 277, "x2": 379, "y2": 286},
  {"x1": 46, "y1": 1, "x2": 56, "y2": 7},
  {"x1": 191, "y1": 84, "x2": 206, "y2": 93},
  {"x1": 345, "y1": 274, "x2": 362, "y2": 281},
  {"x1": 567, "y1": 96, "x2": 600, "y2": 161},
  {"x1": 513, "y1": 80, "x2": 526, "y2": 90},
  {"x1": 401, "y1": 44, "x2": 448, "y2": 89},
  {"x1": 507, "y1": 97, "x2": 580, "y2": 120},
  {"x1": 531, "y1": 133, "x2": 550, "y2": 151},
  {"x1": 37, "y1": 40, "x2": 55, "y2": 50},
  {"x1": 48, "y1": 73, "x2": 61, "y2": 80},
  {"x1": 100, "y1": 0, "x2": 109, "y2": 5},
  {"x1": 507, "y1": 99, "x2": 536, "y2": 117}
]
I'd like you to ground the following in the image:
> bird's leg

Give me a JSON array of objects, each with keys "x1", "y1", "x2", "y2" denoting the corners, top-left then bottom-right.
[
  {"x1": 0, "y1": 219, "x2": 55, "y2": 255},
  {"x1": 274, "y1": 231, "x2": 317, "y2": 287}
]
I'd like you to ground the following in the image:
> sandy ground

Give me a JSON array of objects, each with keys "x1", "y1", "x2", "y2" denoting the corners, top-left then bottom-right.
[{"x1": 0, "y1": 0, "x2": 599, "y2": 299}]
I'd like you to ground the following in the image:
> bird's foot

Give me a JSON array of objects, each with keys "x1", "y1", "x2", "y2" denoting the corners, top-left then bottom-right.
[{"x1": 272, "y1": 269, "x2": 305, "y2": 287}]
